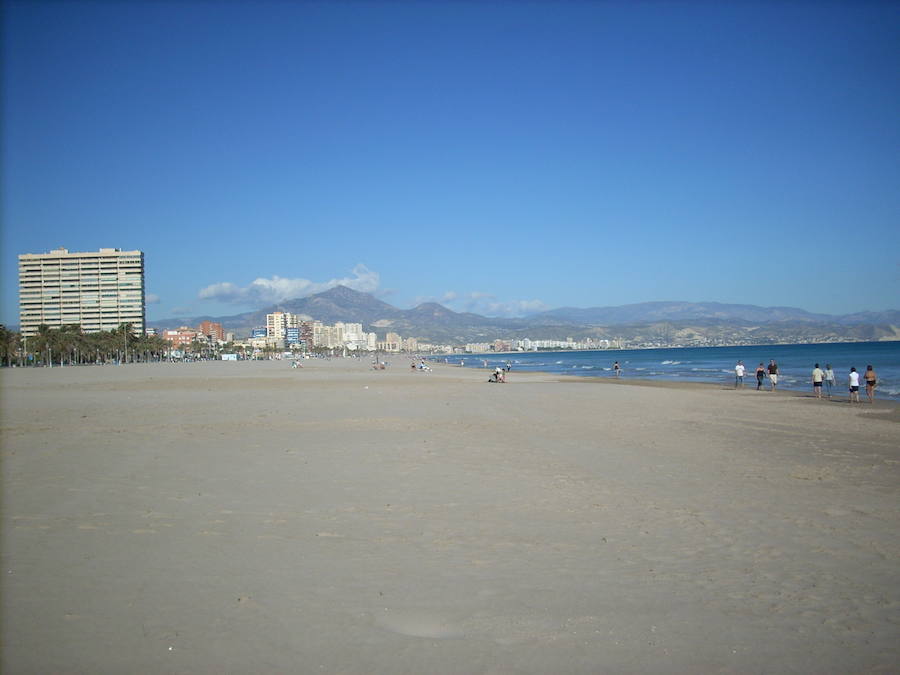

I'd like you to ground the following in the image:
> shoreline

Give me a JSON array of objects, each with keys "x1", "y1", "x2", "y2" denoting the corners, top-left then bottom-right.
[
  {"x1": 463, "y1": 337, "x2": 900, "y2": 357},
  {"x1": 430, "y1": 360, "x2": 900, "y2": 416}
]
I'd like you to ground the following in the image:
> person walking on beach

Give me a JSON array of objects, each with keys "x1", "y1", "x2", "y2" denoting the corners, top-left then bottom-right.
[
  {"x1": 755, "y1": 363, "x2": 766, "y2": 390},
  {"x1": 824, "y1": 364, "x2": 836, "y2": 398},
  {"x1": 864, "y1": 365, "x2": 877, "y2": 403},
  {"x1": 848, "y1": 367, "x2": 861, "y2": 403},
  {"x1": 613, "y1": 361, "x2": 621, "y2": 378},
  {"x1": 734, "y1": 360, "x2": 746, "y2": 389},
  {"x1": 767, "y1": 360, "x2": 779, "y2": 391},
  {"x1": 811, "y1": 363, "x2": 825, "y2": 399}
]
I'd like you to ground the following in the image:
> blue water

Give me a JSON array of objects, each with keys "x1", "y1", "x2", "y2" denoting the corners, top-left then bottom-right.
[{"x1": 435, "y1": 342, "x2": 900, "y2": 400}]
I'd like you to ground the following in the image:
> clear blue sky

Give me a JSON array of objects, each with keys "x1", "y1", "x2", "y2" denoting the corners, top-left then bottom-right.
[{"x1": 3, "y1": 1, "x2": 898, "y2": 326}]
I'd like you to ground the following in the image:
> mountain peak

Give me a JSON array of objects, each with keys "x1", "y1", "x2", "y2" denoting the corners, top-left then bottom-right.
[
  {"x1": 412, "y1": 302, "x2": 451, "y2": 314},
  {"x1": 313, "y1": 285, "x2": 365, "y2": 301}
]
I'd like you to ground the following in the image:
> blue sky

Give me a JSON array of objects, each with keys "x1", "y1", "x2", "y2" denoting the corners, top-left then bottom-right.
[{"x1": 3, "y1": 0, "x2": 898, "y2": 327}]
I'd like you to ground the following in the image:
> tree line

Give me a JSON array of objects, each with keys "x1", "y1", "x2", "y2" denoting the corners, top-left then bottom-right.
[{"x1": 0, "y1": 323, "x2": 172, "y2": 366}]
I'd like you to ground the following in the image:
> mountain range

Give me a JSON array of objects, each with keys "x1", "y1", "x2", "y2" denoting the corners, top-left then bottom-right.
[{"x1": 147, "y1": 286, "x2": 900, "y2": 345}]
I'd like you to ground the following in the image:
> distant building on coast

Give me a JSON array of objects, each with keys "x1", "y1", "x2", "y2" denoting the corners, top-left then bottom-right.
[
  {"x1": 198, "y1": 320, "x2": 225, "y2": 342},
  {"x1": 17, "y1": 247, "x2": 145, "y2": 337},
  {"x1": 266, "y1": 311, "x2": 299, "y2": 341},
  {"x1": 163, "y1": 327, "x2": 198, "y2": 347}
]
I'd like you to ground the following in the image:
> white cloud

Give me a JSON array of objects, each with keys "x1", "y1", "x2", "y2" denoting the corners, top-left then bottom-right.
[
  {"x1": 444, "y1": 291, "x2": 549, "y2": 318},
  {"x1": 411, "y1": 290, "x2": 459, "y2": 306},
  {"x1": 145, "y1": 293, "x2": 161, "y2": 304},
  {"x1": 198, "y1": 264, "x2": 380, "y2": 306}
]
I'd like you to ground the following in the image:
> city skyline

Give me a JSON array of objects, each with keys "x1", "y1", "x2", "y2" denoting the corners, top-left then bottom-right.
[{"x1": 3, "y1": 1, "x2": 899, "y2": 327}]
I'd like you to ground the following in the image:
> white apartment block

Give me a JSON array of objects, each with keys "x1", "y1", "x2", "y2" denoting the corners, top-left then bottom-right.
[
  {"x1": 18, "y1": 247, "x2": 145, "y2": 337},
  {"x1": 266, "y1": 311, "x2": 300, "y2": 340}
]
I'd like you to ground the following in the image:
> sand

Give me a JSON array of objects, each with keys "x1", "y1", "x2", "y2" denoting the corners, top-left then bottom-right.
[{"x1": 2, "y1": 358, "x2": 899, "y2": 674}]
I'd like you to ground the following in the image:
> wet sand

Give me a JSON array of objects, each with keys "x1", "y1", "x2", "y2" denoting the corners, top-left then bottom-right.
[{"x1": 2, "y1": 358, "x2": 899, "y2": 673}]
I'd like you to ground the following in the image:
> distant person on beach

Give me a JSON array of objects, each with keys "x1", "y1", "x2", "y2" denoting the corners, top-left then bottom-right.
[
  {"x1": 864, "y1": 365, "x2": 877, "y2": 403},
  {"x1": 812, "y1": 363, "x2": 824, "y2": 399},
  {"x1": 848, "y1": 367, "x2": 861, "y2": 403},
  {"x1": 505, "y1": 361, "x2": 511, "y2": 372},
  {"x1": 734, "y1": 360, "x2": 746, "y2": 388},
  {"x1": 824, "y1": 364, "x2": 836, "y2": 398},
  {"x1": 755, "y1": 363, "x2": 766, "y2": 390},
  {"x1": 613, "y1": 361, "x2": 621, "y2": 378},
  {"x1": 767, "y1": 360, "x2": 779, "y2": 391}
]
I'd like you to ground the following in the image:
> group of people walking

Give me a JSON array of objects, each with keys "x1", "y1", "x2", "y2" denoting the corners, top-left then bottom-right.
[{"x1": 734, "y1": 360, "x2": 878, "y2": 403}]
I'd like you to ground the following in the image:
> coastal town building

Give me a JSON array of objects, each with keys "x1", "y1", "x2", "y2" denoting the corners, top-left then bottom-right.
[
  {"x1": 381, "y1": 332, "x2": 402, "y2": 352},
  {"x1": 266, "y1": 311, "x2": 300, "y2": 340},
  {"x1": 17, "y1": 247, "x2": 145, "y2": 337},
  {"x1": 163, "y1": 327, "x2": 198, "y2": 347},
  {"x1": 198, "y1": 320, "x2": 225, "y2": 342}
]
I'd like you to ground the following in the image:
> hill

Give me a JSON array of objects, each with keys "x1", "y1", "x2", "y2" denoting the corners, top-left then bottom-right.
[{"x1": 147, "y1": 289, "x2": 900, "y2": 345}]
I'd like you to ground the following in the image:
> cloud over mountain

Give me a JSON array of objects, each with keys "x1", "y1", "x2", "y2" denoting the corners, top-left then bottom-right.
[
  {"x1": 198, "y1": 264, "x2": 380, "y2": 305},
  {"x1": 447, "y1": 291, "x2": 549, "y2": 318}
]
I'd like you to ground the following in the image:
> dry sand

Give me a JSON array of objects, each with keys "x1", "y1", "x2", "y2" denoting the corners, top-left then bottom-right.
[{"x1": 2, "y1": 358, "x2": 899, "y2": 674}]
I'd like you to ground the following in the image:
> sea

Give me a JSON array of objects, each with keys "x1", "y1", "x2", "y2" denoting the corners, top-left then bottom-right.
[{"x1": 434, "y1": 341, "x2": 900, "y2": 401}]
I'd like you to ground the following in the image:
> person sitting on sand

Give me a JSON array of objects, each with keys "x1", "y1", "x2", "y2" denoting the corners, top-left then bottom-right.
[{"x1": 864, "y1": 365, "x2": 877, "y2": 403}]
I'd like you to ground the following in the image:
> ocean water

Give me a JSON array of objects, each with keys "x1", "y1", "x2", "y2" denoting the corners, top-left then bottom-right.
[{"x1": 436, "y1": 342, "x2": 900, "y2": 400}]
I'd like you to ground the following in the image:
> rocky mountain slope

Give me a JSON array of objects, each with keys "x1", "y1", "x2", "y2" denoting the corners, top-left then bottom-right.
[{"x1": 147, "y1": 287, "x2": 900, "y2": 345}]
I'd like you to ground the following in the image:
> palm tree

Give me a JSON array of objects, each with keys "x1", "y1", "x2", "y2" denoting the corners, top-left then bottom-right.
[
  {"x1": 56, "y1": 324, "x2": 84, "y2": 365},
  {"x1": 0, "y1": 325, "x2": 21, "y2": 367}
]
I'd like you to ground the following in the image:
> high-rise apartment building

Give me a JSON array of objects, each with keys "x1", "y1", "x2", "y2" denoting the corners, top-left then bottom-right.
[
  {"x1": 18, "y1": 247, "x2": 145, "y2": 337},
  {"x1": 198, "y1": 320, "x2": 225, "y2": 342},
  {"x1": 266, "y1": 311, "x2": 300, "y2": 340}
]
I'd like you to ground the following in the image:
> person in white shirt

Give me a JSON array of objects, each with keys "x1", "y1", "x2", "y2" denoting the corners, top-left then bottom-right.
[
  {"x1": 848, "y1": 367, "x2": 861, "y2": 404},
  {"x1": 734, "y1": 361, "x2": 746, "y2": 389},
  {"x1": 824, "y1": 364, "x2": 836, "y2": 398}
]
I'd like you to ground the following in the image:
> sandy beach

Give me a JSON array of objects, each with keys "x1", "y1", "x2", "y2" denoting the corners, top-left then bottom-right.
[{"x1": 2, "y1": 358, "x2": 898, "y2": 674}]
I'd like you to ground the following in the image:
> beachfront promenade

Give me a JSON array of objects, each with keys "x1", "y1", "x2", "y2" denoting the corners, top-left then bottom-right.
[{"x1": 2, "y1": 359, "x2": 898, "y2": 673}]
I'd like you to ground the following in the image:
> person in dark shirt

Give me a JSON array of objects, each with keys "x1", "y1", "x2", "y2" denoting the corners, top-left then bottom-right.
[{"x1": 755, "y1": 363, "x2": 766, "y2": 390}]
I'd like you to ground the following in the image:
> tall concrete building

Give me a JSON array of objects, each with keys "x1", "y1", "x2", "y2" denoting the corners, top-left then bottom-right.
[
  {"x1": 18, "y1": 247, "x2": 145, "y2": 337},
  {"x1": 198, "y1": 320, "x2": 225, "y2": 342},
  {"x1": 266, "y1": 311, "x2": 300, "y2": 340}
]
